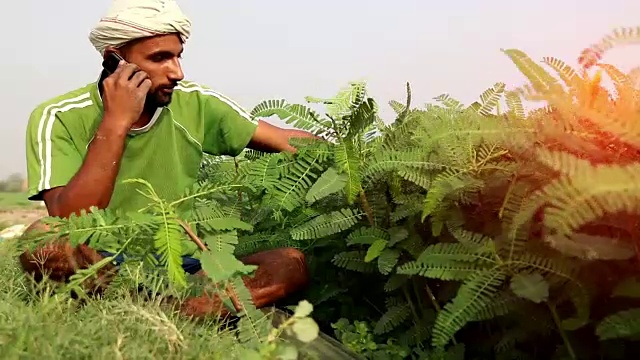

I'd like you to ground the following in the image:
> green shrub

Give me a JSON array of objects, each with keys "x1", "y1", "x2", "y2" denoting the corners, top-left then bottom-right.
[{"x1": 5, "y1": 26, "x2": 640, "y2": 360}]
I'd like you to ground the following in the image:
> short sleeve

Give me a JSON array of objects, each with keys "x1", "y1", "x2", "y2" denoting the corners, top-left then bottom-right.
[
  {"x1": 200, "y1": 91, "x2": 258, "y2": 157},
  {"x1": 25, "y1": 107, "x2": 83, "y2": 201}
]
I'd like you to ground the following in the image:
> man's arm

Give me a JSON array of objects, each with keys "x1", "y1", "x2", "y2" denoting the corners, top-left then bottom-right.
[
  {"x1": 20, "y1": 63, "x2": 152, "y2": 288},
  {"x1": 20, "y1": 109, "x2": 130, "y2": 288},
  {"x1": 248, "y1": 120, "x2": 318, "y2": 153},
  {"x1": 29, "y1": 62, "x2": 151, "y2": 218},
  {"x1": 39, "y1": 120, "x2": 129, "y2": 218},
  {"x1": 200, "y1": 89, "x2": 313, "y2": 156}
]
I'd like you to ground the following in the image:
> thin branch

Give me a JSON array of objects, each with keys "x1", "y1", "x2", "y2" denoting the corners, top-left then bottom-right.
[{"x1": 179, "y1": 220, "x2": 207, "y2": 252}]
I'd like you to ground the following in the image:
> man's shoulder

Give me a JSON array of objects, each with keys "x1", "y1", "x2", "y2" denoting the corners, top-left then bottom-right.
[
  {"x1": 174, "y1": 80, "x2": 215, "y2": 95},
  {"x1": 171, "y1": 80, "x2": 255, "y2": 120},
  {"x1": 172, "y1": 80, "x2": 225, "y2": 106},
  {"x1": 173, "y1": 80, "x2": 247, "y2": 109},
  {"x1": 28, "y1": 83, "x2": 98, "y2": 121}
]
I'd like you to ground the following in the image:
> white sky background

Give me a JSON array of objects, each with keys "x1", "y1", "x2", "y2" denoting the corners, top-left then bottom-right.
[{"x1": 1, "y1": 0, "x2": 639, "y2": 177}]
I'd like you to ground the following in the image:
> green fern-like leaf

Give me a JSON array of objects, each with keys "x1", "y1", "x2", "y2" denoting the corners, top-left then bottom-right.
[
  {"x1": 433, "y1": 94, "x2": 465, "y2": 111},
  {"x1": 384, "y1": 274, "x2": 409, "y2": 292},
  {"x1": 346, "y1": 226, "x2": 389, "y2": 246},
  {"x1": 505, "y1": 91, "x2": 525, "y2": 120},
  {"x1": 332, "y1": 250, "x2": 377, "y2": 273},
  {"x1": 469, "y1": 291, "x2": 526, "y2": 321},
  {"x1": 250, "y1": 99, "x2": 331, "y2": 137},
  {"x1": 475, "y1": 82, "x2": 506, "y2": 116},
  {"x1": 262, "y1": 151, "x2": 325, "y2": 213},
  {"x1": 431, "y1": 269, "x2": 508, "y2": 347},
  {"x1": 305, "y1": 167, "x2": 348, "y2": 204},
  {"x1": 374, "y1": 303, "x2": 411, "y2": 335},
  {"x1": 377, "y1": 249, "x2": 401, "y2": 275},
  {"x1": 396, "y1": 260, "x2": 481, "y2": 281},
  {"x1": 334, "y1": 141, "x2": 362, "y2": 204},
  {"x1": 578, "y1": 26, "x2": 640, "y2": 69},
  {"x1": 306, "y1": 81, "x2": 368, "y2": 123},
  {"x1": 290, "y1": 208, "x2": 363, "y2": 240},
  {"x1": 152, "y1": 214, "x2": 186, "y2": 288},
  {"x1": 501, "y1": 48, "x2": 562, "y2": 95}
]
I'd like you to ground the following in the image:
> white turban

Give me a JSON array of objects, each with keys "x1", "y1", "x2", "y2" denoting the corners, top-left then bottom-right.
[{"x1": 89, "y1": 0, "x2": 192, "y2": 55}]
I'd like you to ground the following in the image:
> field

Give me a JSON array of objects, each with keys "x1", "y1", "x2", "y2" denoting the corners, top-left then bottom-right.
[
  {"x1": 0, "y1": 192, "x2": 32, "y2": 209},
  {"x1": 0, "y1": 237, "x2": 357, "y2": 359},
  {"x1": 4, "y1": 28, "x2": 640, "y2": 359},
  {"x1": 0, "y1": 192, "x2": 46, "y2": 230}
]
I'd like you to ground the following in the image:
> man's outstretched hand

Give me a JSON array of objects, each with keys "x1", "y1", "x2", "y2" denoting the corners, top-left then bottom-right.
[
  {"x1": 248, "y1": 120, "x2": 321, "y2": 154},
  {"x1": 179, "y1": 247, "x2": 310, "y2": 319},
  {"x1": 18, "y1": 220, "x2": 116, "y2": 294},
  {"x1": 17, "y1": 219, "x2": 310, "y2": 319}
]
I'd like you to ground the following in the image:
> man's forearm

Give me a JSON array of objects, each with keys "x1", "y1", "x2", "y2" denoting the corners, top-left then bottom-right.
[
  {"x1": 248, "y1": 121, "x2": 319, "y2": 153},
  {"x1": 46, "y1": 118, "x2": 128, "y2": 218}
]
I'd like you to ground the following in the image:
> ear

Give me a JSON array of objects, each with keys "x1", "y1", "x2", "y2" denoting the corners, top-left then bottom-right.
[{"x1": 102, "y1": 46, "x2": 122, "y2": 61}]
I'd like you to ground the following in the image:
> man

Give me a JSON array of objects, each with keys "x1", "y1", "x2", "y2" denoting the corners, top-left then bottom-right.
[{"x1": 20, "y1": 0, "x2": 313, "y2": 318}]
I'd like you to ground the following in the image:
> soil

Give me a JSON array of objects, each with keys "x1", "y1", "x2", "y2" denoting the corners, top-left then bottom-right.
[{"x1": 0, "y1": 208, "x2": 48, "y2": 227}]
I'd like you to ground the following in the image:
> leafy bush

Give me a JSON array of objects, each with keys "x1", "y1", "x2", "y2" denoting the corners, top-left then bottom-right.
[{"x1": 5, "y1": 26, "x2": 640, "y2": 359}]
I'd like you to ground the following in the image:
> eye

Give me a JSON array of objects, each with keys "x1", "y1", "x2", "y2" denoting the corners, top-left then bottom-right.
[
  {"x1": 151, "y1": 54, "x2": 166, "y2": 62},
  {"x1": 150, "y1": 52, "x2": 183, "y2": 62}
]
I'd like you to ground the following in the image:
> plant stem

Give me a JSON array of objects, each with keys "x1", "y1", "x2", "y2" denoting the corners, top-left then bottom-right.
[
  {"x1": 179, "y1": 220, "x2": 207, "y2": 251},
  {"x1": 412, "y1": 279, "x2": 425, "y2": 318},
  {"x1": 403, "y1": 286, "x2": 420, "y2": 322},
  {"x1": 425, "y1": 282, "x2": 457, "y2": 345},
  {"x1": 359, "y1": 189, "x2": 375, "y2": 226},
  {"x1": 498, "y1": 171, "x2": 518, "y2": 220},
  {"x1": 548, "y1": 302, "x2": 576, "y2": 360},
  {"x1": 170, "y1": 185, "x2": 241, "y2": 207},
  {"x1": 425, "y1": 283, "x2": 441, "y2": 313},
  {"x1": 234, "y1": 157, "x2": 243, "y2": 203},
  {"x1": 179, "y1": 220, "x2": 245, "y2": 313}
]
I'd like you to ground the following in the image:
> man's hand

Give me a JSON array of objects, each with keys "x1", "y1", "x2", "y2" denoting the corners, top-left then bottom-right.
[
  {"x1": 180, "y1": 248, "x2": 309, "y2": 319},
  {"x1": 248, "y1": 120, "x2": 319, "y2": 153},
  {"x1": 102, "y1": 60, "x2": 152, "y2": 131},
  {"x1": 18, "y1": 219, "x2": 116, "y2": 295}
]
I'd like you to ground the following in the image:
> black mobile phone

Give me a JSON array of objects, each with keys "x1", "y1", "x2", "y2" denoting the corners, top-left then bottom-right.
[{"x1": 101, "y1": 52, "x2": 125, "y2": 75}]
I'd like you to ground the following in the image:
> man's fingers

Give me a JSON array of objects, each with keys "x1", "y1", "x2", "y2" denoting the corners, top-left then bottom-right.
[
  {"x1": 110, "y1": 60, "x2": 126, "y2": 77},
  {"x1": 131, "y1": 70, "x2": 150, "y2": 87},
  {"x1": 117, "y1": 63, "x2": 140, "y2": 82},
  {"x1": 139, "y1": 78, "x2": 152, "y2": 92}
]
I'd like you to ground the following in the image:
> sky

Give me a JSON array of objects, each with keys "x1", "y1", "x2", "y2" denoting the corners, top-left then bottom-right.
[{"x1": 2, "y1": 0, "x2": 640, "y2": 178}]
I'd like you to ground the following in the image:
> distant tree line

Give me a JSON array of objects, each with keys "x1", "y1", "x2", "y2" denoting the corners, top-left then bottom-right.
[{"x1": 0, "y1": 173, "x2": 25, "y2": 193}]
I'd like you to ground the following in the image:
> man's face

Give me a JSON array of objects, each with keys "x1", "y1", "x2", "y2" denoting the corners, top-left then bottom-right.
[{"x1": 109, "y1": 34, "x2": 185, "y2": 107}]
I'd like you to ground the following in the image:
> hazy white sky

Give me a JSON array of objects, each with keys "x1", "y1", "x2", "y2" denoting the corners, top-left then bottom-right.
[{"x1": 2, "y1": 0, "x2": 640, "y2": 177}]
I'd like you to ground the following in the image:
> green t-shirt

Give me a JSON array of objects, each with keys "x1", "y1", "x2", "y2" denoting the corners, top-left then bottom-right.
[{"x1": 25, "y1": 79, "x2": 258, "y2": 215}]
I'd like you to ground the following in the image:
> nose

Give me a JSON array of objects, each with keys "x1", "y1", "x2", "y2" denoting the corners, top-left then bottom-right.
[{"x1": 168, "y1": 58, "x2": 184, "y2": 82}]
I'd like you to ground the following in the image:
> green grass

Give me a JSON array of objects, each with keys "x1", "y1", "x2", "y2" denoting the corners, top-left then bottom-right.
[
  {"x1": 0, "y1": 192, "x2": 36, "y2": 210},
  {"x1": 0, "y1": 239, "x2": 255, "y2": 359},
  {"x1": 0, "y1": 240, "x2": 356, "y2": 360}
]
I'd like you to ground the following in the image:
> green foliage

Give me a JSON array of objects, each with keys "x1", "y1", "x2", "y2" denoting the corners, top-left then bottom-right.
[
  {"x1": 8, "y1": 25, "x2": 640, "y2": 359},
  {"x1": 223, "y1": 28, "x2": 640, "y2": 358},
  {"x1": 13, "y1": 177, "x2": 324, "y2": 358},
  {"x1": 0, "y1": 238, "x2": 320, "y2": 359}
]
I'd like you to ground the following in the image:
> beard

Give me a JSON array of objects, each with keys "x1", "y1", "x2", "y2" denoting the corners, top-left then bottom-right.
[{"x1": 145, "y1": 87, "x2": 174, "y2": 108}]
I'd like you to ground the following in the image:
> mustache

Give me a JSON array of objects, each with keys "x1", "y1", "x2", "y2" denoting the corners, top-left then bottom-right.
[{"x1": 159, "y1": 82, "x2": 178, "y2": 90}]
